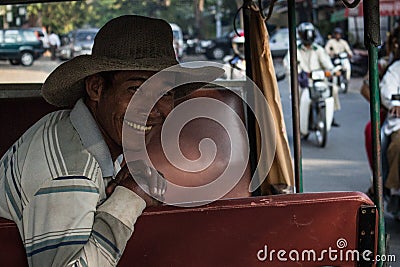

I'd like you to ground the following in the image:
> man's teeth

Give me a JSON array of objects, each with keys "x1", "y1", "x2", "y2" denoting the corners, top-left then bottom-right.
[{"x1": 125, "y1": 121, "x2": 152, "y2": 131}]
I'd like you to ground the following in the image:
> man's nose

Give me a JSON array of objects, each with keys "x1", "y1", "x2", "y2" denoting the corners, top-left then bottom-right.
[
  {"x1": 149, "y1": 105, "x2": 161, "y2": 118},
  {"x1": 149, "y1": 102, "x2": 168, "y2": 117},
  {"x1": 155, "y1": 97, "x2": 174, "y2": 116}
]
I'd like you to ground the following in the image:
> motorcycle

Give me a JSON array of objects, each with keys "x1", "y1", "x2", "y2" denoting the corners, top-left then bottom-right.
[
  {"x1": 299, "y1": 69, "x2": 335, "y2": 147},
  {"x1": 331, "y1": 52, "x2": 349, "y2": 93}
]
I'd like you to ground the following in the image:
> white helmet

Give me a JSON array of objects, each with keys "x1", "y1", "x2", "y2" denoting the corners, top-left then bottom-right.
[
  {"x1": 297, "y1": 22, "x2": 316, "y2": 45},
  {"x1": 232, "y1": 35, "x2": 245, "y2": 57},
  {"x1": 232, "y1": 35, "x2": 244, "y2": 44}
]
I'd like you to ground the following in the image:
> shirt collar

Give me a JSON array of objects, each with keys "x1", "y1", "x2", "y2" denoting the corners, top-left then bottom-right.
[
  {"x1": 70, "y1": 99, "x2": 114, "y2": 177},
  {"x1": 299, "y1": 43, "x2": 318, "y2": 51}
]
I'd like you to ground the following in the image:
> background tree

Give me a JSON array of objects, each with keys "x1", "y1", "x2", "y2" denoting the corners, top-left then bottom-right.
[
  {"x1": 27, "y1": 2, "x2": 90, "y2": 33},
  {"x1": 19, "y1": 0, "x2": 240, "y2": 39}
]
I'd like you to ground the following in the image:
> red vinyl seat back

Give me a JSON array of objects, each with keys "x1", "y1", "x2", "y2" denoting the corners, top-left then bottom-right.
[{"x1": 0, "y1": 97, "x2": 59, "y2": 156}]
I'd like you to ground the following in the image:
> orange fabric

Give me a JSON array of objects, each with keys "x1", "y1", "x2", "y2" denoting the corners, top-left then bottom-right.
[{"x1": 247, "y1": 3, "x2": 294, "y2": 194}]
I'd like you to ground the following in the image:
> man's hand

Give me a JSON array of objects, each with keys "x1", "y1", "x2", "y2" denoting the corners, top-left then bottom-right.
[
  {"x1": 106, "y1": 160, "x2": 167, "y2": 207},
  {"x1": 389, "y1": 106, "x2": 400, "y2": 118}
]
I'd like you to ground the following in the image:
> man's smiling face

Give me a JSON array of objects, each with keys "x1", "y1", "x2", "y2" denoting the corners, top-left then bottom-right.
[{"x1": 86, "y1": 70, "x2": 174, "y2": 159}]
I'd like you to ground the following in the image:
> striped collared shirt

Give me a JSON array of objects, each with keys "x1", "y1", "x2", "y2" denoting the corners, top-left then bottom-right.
[{"x1": 0, "y1": 99, "x2": 145, "y2": 266}]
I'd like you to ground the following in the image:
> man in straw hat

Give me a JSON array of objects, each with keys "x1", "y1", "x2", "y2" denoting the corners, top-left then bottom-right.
[{"x1": 0, "y1": 15, "x2": 222, "y2": 266}]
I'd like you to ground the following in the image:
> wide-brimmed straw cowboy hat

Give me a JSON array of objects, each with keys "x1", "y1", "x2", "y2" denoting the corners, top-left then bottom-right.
[{"x1": 42, "y1": 15, "x2": 224, "y2": 107}]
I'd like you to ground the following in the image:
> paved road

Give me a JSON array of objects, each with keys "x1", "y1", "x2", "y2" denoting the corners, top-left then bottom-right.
[
  {"x1": 1, "y1": 54, "x2": 399, "y2": 265},
  {"x1": 0, "y1": 55, "x2": 60, "y2": 83}
]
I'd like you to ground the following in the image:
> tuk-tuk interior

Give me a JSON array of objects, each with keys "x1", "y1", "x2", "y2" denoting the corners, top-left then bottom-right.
[{"x1": 0, "y1": 0, "x2": 387, "y2": 266}]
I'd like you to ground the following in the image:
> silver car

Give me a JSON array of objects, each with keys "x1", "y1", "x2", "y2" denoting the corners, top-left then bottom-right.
[{"x1": 58, "y1": 28, "x2": 99, "y2": 60}]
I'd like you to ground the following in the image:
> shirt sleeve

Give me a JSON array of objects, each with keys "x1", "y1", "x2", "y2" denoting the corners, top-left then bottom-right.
[
  {"x1": 283, "y1": 51, "x2": 291, "y2": 74},
  {"x1": 24, "y1": 175, "x2": 146, "y2": 267},
  {"x1": 318, "y1": 46, "x2": 334, "y2": 71},
  {"x1": 325, "y1": 40, "x2": 333, "y2": 57},
  {"x1": 380, "y1": 62, "x2": 400, "y2": 109},
  {"x1": 342, "y1": 40, "x2": 353, "y2": 57},
  {"x1": 297, "y1": 49, "x2": 307, "y2": 73}
]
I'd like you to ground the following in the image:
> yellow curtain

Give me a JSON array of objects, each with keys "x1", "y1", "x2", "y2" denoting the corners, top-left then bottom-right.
[{"x1": 247, "y1": 3, "x2": 294, "y2": 194}]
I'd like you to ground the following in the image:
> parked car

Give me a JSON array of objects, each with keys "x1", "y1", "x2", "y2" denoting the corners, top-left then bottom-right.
[
  {"x1": 0, "y1": 28, "x2": 45, "y2": 66},
  {"x1": 170, "y1": 23, "x2": 184, "y2": 60},
  {"x1": 269, "y1": 28, "x2": 290, "y2": 58},
  {"x1": 57, "y1": 28, "x2": 99, "y2": 60},
  {"x1": 201, "y1": 29, "x2": 244, "y2": 60}
]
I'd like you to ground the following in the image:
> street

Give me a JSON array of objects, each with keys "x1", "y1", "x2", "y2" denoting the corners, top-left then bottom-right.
[
  {"x1": 0, "y1": 54, "x2": 59, "y2": 83},
  {"x1": 0, "y1": 54, "x2": 399, "y2": 265},
  {"x1": 276, "y1": 60, "x2": 373, "y2": 193}
]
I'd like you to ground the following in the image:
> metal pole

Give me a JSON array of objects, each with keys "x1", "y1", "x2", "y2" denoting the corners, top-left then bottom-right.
[
  {"x1": 288, "y1": 0, "x2": 303, "y2": 193},
  {"x1": 368, "y1": 46, "x2": 386, "y2": 266},
  {"x1": 363, "y1": 0, "x2": 386, "y2": 264},
  {"x1": 312, "y1": 0, "x2": 318, "y2": 24},
  {"x1": 242, "y1": 0, "x2": 260, "y2": 196},
  {"x1": 216, "y1": 0, "x2": 222, "y2": 38}
]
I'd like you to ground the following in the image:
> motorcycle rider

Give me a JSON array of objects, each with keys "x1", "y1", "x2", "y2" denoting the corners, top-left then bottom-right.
[
  {"x1": 285, "y1": 22, "x2": 341, "y2": 126},
  {"x1": 325, "y1": 27, "x2": 353, "y2": 81},
  {"x1": 378, "y1": 25, "x2": 400, "y2": 220},
  {"x1": 222, "y1": 34, "x2": 246, "y2": 80}
]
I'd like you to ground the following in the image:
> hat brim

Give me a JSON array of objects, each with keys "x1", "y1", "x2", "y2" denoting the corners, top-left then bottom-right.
[{"x1": 41, "y1": 55, "x2": 224, "y2": 107}]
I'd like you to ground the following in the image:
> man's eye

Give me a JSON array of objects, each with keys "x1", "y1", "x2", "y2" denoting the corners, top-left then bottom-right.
[
  {"x1": 163, "y1": 91, "x2": 174, "y2": 97},
  {"x1": 129, "y1": 86, "x2": 140, "y2": 92}
]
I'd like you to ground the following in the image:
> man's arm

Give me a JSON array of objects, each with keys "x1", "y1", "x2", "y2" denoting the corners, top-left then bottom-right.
[
  {"x1": 25, "y1": 173, "x2": 145, "y2": 267},
  {"x1": 13, "y1": 107, "x2": 165, "y2": 267},
  {"x1": 296, "y1": 49, "x2": 309, "y2": 73},
  {"x1": 318, "y1": 46, "x2": 334, "y2": 71},
  {"x1": 342, "y1": 40, "x2": 353, "y2": 57},
  {"x1": 283, "y1": 50, "x2": 303, "y2": 73},
  {"x1": 324, "y1": 39, "x2": 335, "y2": 57},
  {"x1": 324, "y1": 39, "x2": 333, "y2": 57}
]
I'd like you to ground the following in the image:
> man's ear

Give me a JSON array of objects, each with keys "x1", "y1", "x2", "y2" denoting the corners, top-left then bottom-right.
[{"x1": 85, "y1": 74, "x2": 105, "y2": 102}]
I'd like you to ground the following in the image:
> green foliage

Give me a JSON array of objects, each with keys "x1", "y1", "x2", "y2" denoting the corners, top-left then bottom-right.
[
  {"x1": 21, "y1": 0, "x2": 239, "y2": 38},
  {"x1": 27, "y1": 2, "x2": 92, "y2": 33}
]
